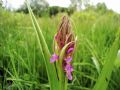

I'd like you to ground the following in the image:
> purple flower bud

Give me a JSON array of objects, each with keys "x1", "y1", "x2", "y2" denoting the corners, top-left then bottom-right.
[
  {"x1": 55, "y1": 16, "x2": 73, "y2": 50},
  {"x1": 50, "y1": 54, "x2": 59, "y2": 63}
]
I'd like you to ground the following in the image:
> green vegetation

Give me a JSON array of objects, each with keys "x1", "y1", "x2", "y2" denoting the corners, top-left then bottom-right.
[{"x1": 0, "y1": 3, "x2": 120, "y2": 90}]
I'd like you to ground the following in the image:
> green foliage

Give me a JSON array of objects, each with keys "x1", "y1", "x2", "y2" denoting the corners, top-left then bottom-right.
[
  {"x1": 0, "y1": 0, "x2": 3, "y2": 9},
  {"x1": 0, "y1": 0, "x2": 2, "y2": 7},
  {"x1": 26, "y1": 2, "x2": 59, "y2": 90},
  {"x1": 84, "y1": 2, "x2": 112, "y2": 15},
  {"x1": 69, "y1": 0, "x2": 90, "y2": 10},
  {"x1": 49, "y1": 6, "x2": 74, "y2": 16},
  {"x1": 93, "y1": 31, "x2": 120, "y2": 90},
  {"x1": 0, "y1": 4, "x2": 120, "y2": 90},
  {"x1": 96, "y1": 3, "x2": 107, "y2": 14},
  {"x1": 17, "y1": 0, "x2": 49, "y2": 17}
]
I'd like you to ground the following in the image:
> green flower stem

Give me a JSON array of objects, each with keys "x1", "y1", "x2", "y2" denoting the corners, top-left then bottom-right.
[{"x1": 58, "y1": 42, "x2": 74, "y2": 90}]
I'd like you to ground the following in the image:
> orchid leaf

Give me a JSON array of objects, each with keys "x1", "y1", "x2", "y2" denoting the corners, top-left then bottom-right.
[{"x1": 26, "y1": 1, "x2": 59, "y2": 90}]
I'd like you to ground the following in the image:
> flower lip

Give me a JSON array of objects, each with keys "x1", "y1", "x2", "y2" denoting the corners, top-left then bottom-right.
[
  {"x1": 65, "y1": 64, "x2": 73, "y2": 80},
  {"x1": 65, "y1": 64, "x2": 73, "y2": 73},
  {"x1": 67, "y1": 72, "x2": 73, "y2": 80},
  {"x1": 50, "y1": 54, "x2": 59, "y2": 63},
  {"x1": 67, "y1": 47, "x2": 74, "y2": 54},
  {"x1": 64, "y1": 57, "x2": 72, "y2": 63}
]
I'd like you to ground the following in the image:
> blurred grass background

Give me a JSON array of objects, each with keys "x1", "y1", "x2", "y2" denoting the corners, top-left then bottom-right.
[{"x1": 0, "y1": 3, "x2": 120, "y2": 89}]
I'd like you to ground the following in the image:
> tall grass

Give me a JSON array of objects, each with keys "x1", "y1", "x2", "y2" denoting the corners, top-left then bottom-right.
[{"x1": 0, "y1": 6, "x2": 120, "y2": 90}]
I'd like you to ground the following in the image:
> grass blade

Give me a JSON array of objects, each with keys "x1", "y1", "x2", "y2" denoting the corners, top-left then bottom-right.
[
  {"x1": 93, "y1": 31, "x2": 120, "y2": 90},
  {"x1": 26, "y1": 1, "x2": 59, "y2": 90}
]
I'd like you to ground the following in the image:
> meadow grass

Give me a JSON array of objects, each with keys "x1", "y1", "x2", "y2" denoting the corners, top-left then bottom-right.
[{"x1": 0, "y1": 8, "x2": 120, "y2": 90}]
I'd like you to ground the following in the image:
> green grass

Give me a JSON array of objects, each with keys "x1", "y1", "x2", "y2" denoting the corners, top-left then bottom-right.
[{"x1": 0, "y1": 8, "x2": 120, "y2": 90}]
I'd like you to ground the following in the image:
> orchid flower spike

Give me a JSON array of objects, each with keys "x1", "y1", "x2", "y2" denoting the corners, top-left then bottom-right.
[{"x1": 50, "y1": 16, "x2": 77, "y2": 80}]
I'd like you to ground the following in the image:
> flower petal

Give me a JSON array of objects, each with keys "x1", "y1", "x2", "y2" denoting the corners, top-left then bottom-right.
[
  {"x1": 50, "y1": 54, "x2": 59, "y2": 63},
  {"x1": 65, "y1": 64, "x2": 73, "y2": 80},
  {"x1": 65, "y1": 64, "x2": 73, "y2": 72},
  {"x1": 67, "y1": 72, "x2": 73, "y2": 80},
  {"x1": 67, "y1": 47, "x2": 74, "y2": 54},
  {"x1": 65, "y1": 57, "x2": 72, "y2": 63}
]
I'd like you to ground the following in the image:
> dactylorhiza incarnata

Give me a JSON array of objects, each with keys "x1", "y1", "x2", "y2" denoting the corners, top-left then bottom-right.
[{"x1": 50, "y1": 16, "x2": 77, "y2": 80}]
